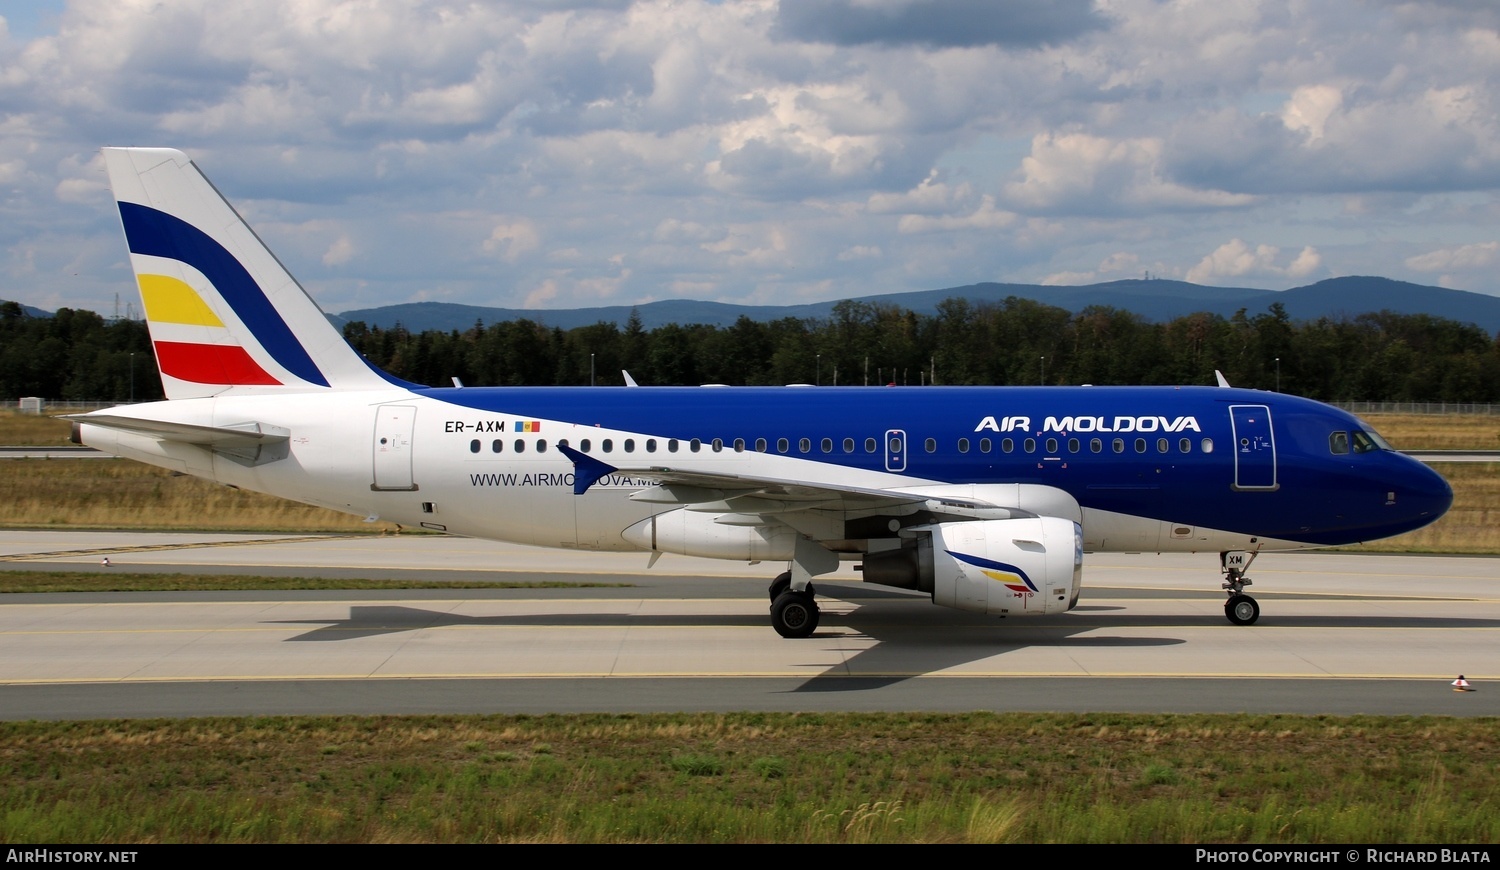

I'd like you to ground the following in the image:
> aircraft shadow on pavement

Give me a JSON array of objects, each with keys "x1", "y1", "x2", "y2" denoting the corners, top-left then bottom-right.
[{"x1": 266, "y1": 588, "x2": 1500, "y2": 691}]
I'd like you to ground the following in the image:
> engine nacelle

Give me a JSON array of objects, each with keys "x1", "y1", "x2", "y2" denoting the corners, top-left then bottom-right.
[{"x1": 864, "y1": 517, "x2": 1082, "y2": 616}]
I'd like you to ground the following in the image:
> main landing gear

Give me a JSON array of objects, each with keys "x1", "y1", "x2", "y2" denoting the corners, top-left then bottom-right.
[
  {"x1": 768, "y1": 571, "x2": 820, "y2": 638},
  {"x1": 1220, "y1": 550, "x2": 1260, "y2": 626}
]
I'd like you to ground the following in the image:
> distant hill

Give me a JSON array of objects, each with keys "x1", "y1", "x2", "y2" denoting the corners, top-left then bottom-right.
[
  {"x1": 336, "y1": 276, "x2": 1500, "y2": 334},
  {"x1": 1, "y1": 300, "x2": 53, "y2": 319}
]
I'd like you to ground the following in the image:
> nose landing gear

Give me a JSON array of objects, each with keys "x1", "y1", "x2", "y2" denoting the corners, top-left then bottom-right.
[{"x1": 1221, "y1": 550, "x2": 1260, "y2": 625}]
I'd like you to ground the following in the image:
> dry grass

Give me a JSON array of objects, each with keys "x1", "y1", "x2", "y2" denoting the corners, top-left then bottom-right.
[
  {"x1": 0, "y1": 410, "x2": 75, "y2": 445},
  {"x1": 0, "y1": 458, "x2": 380, "y2": 532},
  {"x1": 1361, "y1": 413, "x2": 1500, "y2": 450}
]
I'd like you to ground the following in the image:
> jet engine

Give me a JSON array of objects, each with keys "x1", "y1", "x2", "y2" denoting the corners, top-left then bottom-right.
[{"x1": 861, "y1": 517, "x2": 1082, "y2": 616}]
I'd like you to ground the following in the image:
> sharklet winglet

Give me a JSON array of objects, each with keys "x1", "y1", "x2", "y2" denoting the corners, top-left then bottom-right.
[{"x1": 558, "y1": 444, "x2": 617, "y2": 495}]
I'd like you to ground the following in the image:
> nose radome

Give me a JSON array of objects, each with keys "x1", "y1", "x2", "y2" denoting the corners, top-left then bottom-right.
[{"x1": 1401, "y1": 460, "x2": 1454, "y2": 523}]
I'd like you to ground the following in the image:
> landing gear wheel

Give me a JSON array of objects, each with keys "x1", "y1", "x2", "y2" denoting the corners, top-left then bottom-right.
[
  {"x1": 768, "y1": 572, "x2": 791, "y2": 603},
  {"x1": 1225, "y1": 593, "x2": 1260, "y2": 626},
  {"x1": 767, "y1": 573, "x2": 813, "y2": 603},
  {"x1": 771, "y1": 591, "x2": 820, "y2": 638}
]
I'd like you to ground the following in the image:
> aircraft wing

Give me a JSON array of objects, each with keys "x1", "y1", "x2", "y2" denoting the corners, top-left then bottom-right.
[{"x1": 558, "y1": 444, "x2": 1034, "y2": 521}]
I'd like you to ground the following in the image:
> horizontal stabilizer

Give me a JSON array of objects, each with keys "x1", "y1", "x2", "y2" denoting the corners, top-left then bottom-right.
[{"x1": 67, "y1": 414, "x2": 289, "y2": 447}]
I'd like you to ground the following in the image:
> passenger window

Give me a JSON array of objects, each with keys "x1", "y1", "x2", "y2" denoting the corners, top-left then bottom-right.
[
  {"x1": 756, "y1": 438, "x2": 767, "y2": 452},
  {"x1": 1090, "y1": 438, "x2": 1102, "y2": 453},
  {"x1": 980, "y1": 437, "x2": 991, "y2": 453},
  {"x1": 865, "y1": 438, "x2": 877, "y2": 453},
  {"x1": 958, "y1": 438, "x2": 970, "y2": 454},
  {"x1": 537, "y1": 440, "x2": 547, "y2": 453},
  {"x1": 1068, "y1": 438, "x2": 1079, "y2": 453},
  {"x1": 469, "y1": 439, "x2": 481, "y2": 454},
  {"x1": 1024, "y1": 438, "x2": 1036, "y2": 453},
  {"x1": 514, "y1": 439, "x2": 526, "y2": 454},
  {"x1": 1045, "y1": 438, "x2": 1058, "y2": 454},
  {"x1": 1134, "y1": 438, "x2": 1146, "y2": 453},
  {"x1": 734, "y1": 438, "x2": 745, "y2": 452},
  {"x1": 491, "y1": 439, "x2": 502, "y2": 453},
  {"x1": 799, "y1": 438, "x2": 811, "y2": 453},
  {"x1": 1002, "y1": 438, "x2": 1014, "y2": 453},
  {"x1": 1179, "y1": 438, "x2": 1191, "y2": 453},
  {"x1": 646, "y1": 439, "x2": 656, "y2": 452},
  {"x1": 623, "y1": 439, "x2": 634, "y2": 452},
  {"x1": 690, "y1": 439, "x2": 702, "y2": 453},
  {"x1": 711, "y1": 438, "x2": 723, "y2": 452},
  {"x1": 1113, "y1": 438, "x2": 1124, "y2": 454},
  {"x1": 601, "y1": 439, "x2": 612, "y2": 453},
  {"x1": 1201, "y1": 437, "x2": 1214, "y2": 454},
  {"x1": 778, "y1": 438, "x2": 789, "y2": 453},
  {"x1": 1157, "y1": 438, "x2": 1168, "y2": 453},
  {"x1": 667, "y1": 439, "x2": 678, "y2": 453},
  {"x1": 1330, "y1": 432, "x2": 1350, "y2": 455},
  {"x1": 821, "y1": 438, "x2": 833, "y2": 453},
  {"x1": 843, "y1": 438, "x2": 855, "y2": 453},
  {"x1": 581, "y1": 439, "x2": 592, "y2": 452},
  {"x1": 924, "y1": 438, "x2": 936, "y2": 453}
]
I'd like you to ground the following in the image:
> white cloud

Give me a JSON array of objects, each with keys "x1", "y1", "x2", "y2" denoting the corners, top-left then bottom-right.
[
  {"x1": 1098, "y1": 252, "x2": 1139, "y2": 274},
  {"x1": 482, "y1": 220, "x2": 540, "y2": 263},
  {"x1": 1405, "y1": 241, "x2": 1500, "y2": 272},
  {"x1": 896, "y1": 195, "x2": 1017, "y2": 233},
  {"x1": 6, "y1": 0, "x2": 1500, "y2": 318},
  {"x1": 1186, "y1": 240, "x2": 1322, "y2": 285},
  {"x1": 1041, "y1": 270, "x2": 1097, "y2": 286},
  {"x1": 1281, "y1": 84, "x2": 1343, "y2": 142},
  {"x1": 1005, "y1": 133, "x2": 1257, "y2": 214},
  {"x1": 837, "y1": 245, "x2": 881, "y2": 261},
  {"x1": 322, "y1": 234, "x2": 355, "y2": 266}
]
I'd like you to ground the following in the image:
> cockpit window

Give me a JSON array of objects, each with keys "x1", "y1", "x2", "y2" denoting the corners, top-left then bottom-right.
[
  {"x1": 1351, "y1": 419, "x2": 1394, "y2": 453},
  {"x1": 1351, "y1": 430, "x2": 1387, "y2": 453},
  {"x1": 1330, "y1": 431, "x2": 1350, "y2": 455}
]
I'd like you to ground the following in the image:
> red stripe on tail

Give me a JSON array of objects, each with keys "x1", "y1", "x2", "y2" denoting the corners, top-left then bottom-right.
[{"x1": 153, "y1": 341, "x2": 283, "y2": 386}]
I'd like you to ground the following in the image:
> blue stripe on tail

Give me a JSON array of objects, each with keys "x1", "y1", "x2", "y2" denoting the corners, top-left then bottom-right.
[{"x1": 118, "y1": 202, "x2": 330, "y2": 388}]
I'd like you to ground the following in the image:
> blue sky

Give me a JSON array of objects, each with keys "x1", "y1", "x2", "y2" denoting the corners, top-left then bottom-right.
[{"x1": 3, "y1": 0, "x2": 1499, "y2": 318}]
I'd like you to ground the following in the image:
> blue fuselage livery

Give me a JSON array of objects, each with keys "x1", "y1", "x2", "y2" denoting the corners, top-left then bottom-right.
[
  {"x1": 415, "y1": 384, "x2": 1448, "y2": 548},
  {"x1": 73, "y1": 147, "x2": 1453, "y2": 638}
]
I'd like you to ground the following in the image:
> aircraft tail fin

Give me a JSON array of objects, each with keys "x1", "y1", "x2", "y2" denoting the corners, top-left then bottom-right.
[{"x1": 102, "y1": 147, "x2": 399, "y2": 399}]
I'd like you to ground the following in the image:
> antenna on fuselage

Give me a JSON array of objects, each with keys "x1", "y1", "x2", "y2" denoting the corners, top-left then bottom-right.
[{"x1": 1214, "y1": 370, "x2": 1231, "y2": 388}]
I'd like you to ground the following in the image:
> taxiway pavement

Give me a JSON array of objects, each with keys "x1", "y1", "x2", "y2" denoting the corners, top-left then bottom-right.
[{"x1": 1, "y1": 531, "x2": 1496, "y2": 719}]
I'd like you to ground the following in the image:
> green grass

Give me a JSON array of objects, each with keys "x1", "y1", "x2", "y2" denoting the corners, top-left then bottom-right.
[
  {"x1": 0, "y1": 713, "x2": 1495, "y2": 843},
  {"x1": 0, "y1": 571, "x2": 624, "y2": 593}
]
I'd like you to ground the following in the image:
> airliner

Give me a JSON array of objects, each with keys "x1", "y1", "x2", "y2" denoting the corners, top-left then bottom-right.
[{"x1": 71, "y1": 147, "x2": 1454, "y2": 638}]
